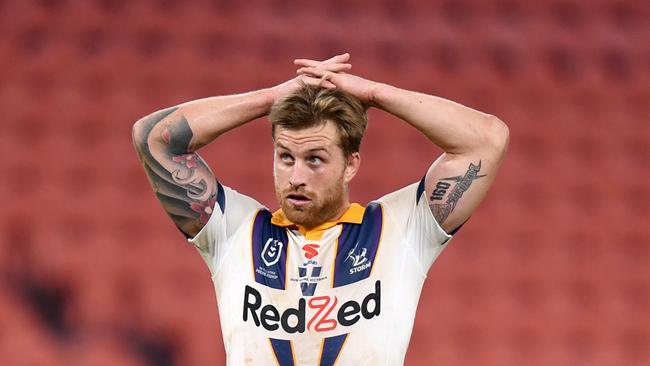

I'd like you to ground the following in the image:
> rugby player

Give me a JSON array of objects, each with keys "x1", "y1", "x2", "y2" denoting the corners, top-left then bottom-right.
[{"x1": 132, "y1": 53, "x2": 509, "y2": 365}]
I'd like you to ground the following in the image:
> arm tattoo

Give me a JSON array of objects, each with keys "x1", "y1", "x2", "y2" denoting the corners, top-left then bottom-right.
[
  {"x1": 429, "y1": 161, "x2": 485, "y2": 225},
  {"x1": 133, "y1": 107, "x2": 218, "y2": 237}
]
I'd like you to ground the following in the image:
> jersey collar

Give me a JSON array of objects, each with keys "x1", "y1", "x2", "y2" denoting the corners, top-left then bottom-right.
[{"x1": 271, "y1": 203, "x2": 365, "y2": 240}]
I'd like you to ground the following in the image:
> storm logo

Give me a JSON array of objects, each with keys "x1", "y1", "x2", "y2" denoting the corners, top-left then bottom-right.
[{"x1": 346, "y1": 244, "x2": 371, "y2": 274}]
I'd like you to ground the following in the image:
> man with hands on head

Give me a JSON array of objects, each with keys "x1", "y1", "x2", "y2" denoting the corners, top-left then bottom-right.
[{"x1": 132, "y1": 53, "x2": 508, "y2": 366}]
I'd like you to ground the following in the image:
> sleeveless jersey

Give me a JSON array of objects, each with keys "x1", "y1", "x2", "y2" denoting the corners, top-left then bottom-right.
[{"x1": 188, "y1": 179, "x2": 453, "y2": 365}]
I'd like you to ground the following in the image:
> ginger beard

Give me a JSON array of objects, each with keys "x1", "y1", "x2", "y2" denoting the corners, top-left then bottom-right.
[{"x1": 274, "y1": 165, "x2": 348, "y2": 229}]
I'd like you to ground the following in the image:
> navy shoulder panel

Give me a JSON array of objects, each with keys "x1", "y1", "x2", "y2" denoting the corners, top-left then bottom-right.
[
  {"x1": 251, "y1": 210, "x2": 289, "y2": 290},
  {"x1": 332, "y1": 202, "x2": 384, "y2": 288},
  {"x1": 416, "y1": 176, "x2": 426, "y2": 204},
  {"x1": 216, "y1": 181, "x2": 225, "y2": 214}
]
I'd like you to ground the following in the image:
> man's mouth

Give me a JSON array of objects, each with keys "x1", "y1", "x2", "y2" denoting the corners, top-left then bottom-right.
[{"x1": 286, "y1": 193, "x2": 312, "y2": 206}]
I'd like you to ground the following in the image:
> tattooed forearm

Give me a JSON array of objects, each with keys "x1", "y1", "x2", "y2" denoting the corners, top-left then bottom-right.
[
  {"x1": 429, "y1": 161, "x2": 485, "y2": 224},
  {"x1": 133, "y1": 108, "x2": 218, "y2": 237},
  {"x1": 160, "y1": 112, "x2": 194, "y2": 154}
]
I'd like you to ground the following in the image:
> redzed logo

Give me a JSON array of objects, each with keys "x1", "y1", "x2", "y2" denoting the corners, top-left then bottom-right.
[
  {"x1": 307, "y1": 296, "x2": 339, "y2": 332},
  {"x1": 243, "y1": 280, "x2": 381, "y2": 333},
  {"x1": 302, "y1": 244, "x2": 320, "y2": 259}
]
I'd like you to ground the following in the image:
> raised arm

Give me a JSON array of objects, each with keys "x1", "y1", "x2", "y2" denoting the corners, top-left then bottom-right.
[
  {"x1": 131, "y1": 90, "x2": 276, "y2": 238},
  {"x1": 132, "y1": 54, "x2": 351, "y2": 238},
  {"x1": 370, "y1": 84, "x2": 509, "y2": 233},
  {"x1": 296, "y1": 60, "x2": 509, "y2": 234}
]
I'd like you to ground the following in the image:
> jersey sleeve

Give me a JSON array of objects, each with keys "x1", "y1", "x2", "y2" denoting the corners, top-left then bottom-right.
[
  {"x1": 187, "y1": 182, "x2": 264, "y2": 275},
  {"x1": 377, "y1": 178, "x2": 454, "y2": 274}
]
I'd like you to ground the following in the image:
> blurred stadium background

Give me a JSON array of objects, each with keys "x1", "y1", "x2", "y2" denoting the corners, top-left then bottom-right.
[{"x1": 0, "y1": 0, "x2": 648, "y2": 365}]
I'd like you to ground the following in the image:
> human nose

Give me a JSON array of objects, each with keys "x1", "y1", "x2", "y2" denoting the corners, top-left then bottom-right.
[{"x1": 288, "y1": 161, "x2": 307, "y2": 188}]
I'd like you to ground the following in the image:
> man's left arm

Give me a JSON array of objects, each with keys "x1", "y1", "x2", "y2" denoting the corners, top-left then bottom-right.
[
  {"x1": 295, "y1": 61, "x2": 509, "y2": 234},
  {"x1": 370, "y1": 83, "x2": 509, "y2": 234}
]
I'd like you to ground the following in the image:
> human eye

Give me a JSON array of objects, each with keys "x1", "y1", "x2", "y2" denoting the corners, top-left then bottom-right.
[
  {"x1": 280, "y1": 153, "x2": 294, "y2": 162},
  {"x1": 308, "y1": 156, "x2": 323, "y2": 165}
]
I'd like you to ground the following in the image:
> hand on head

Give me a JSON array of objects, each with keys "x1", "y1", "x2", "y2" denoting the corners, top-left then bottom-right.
[
  {"x1": 293, "y1": 53, "x2": 352, "y2": 89},
  {"x1": 271, "y1": 53, "x2": 350, "y2": 101},
  {"x1": 272, "y1": 53, "x2": 377, "y2": 107},
  {"x1": 295, "y1": 53, "x2": 378, "y2": 106}
]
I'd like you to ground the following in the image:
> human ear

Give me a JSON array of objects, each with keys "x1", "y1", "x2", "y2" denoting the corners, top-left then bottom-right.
[{"x1": 344, "y1": 152, "x2": 361, "y2": 183}]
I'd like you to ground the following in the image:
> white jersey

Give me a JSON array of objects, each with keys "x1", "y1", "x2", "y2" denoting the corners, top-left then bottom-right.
[{"x1": 189, "y1": 179, "x2": 453, "y2": 366}]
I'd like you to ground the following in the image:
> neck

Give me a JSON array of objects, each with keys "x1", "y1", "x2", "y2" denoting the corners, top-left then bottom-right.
[{"x1": 315, "y1": 199, "x2": 350, "y2": 229}]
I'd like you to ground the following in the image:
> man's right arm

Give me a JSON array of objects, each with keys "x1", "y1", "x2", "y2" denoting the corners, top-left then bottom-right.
[
  {"x1": 131, "y1": 89, "x2": 277, "y2": 238},
  {"x1": 132, "y1": 53, "x2": 352, "y2": 238}
]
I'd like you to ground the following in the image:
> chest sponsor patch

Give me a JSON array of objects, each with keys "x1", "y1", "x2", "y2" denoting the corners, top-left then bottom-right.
[{"x1": 243, "y1": 280, "x2": 381, "y2": 334}]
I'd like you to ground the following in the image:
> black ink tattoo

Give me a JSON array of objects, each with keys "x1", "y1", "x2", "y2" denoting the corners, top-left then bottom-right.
[
  {"x1": 133, "y1": 107, "x2": 218, "y2": 237},
  {"x1": 429, "y1": 161, "x2": 485, "y2": 225},
  {"x1": 430, "y1": 181, "x2": 451, "y2": 200}
]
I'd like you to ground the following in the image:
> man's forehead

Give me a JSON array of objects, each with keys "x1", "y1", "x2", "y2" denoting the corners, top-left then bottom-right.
[{"x1": 274, "y1": 123, "x2": 340, "y2": 151}]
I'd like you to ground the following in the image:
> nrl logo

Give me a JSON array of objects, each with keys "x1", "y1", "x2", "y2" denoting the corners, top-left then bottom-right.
[{"x1": 261, "y1": 238, "x2": 284, "y2": 266}]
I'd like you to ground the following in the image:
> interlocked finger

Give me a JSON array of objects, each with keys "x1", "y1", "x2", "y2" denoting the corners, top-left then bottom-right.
[
  {"x1": 296, "y1": 63, "x2": 351, "y2": 74},
  {"x1": 294, "y1": 61, "x2": 351, "y2": 72},
  {"x1": 323, "y1": 53, "x2": 349, "y2": 63},
  {"x1": 299, "y1": 75, "x2": 336, "y2": 89},
  {"x1": 318, "y1": 73, "x2": 331, "y2": 88},
  {"x1": 297, "y1": 67, "x2": 327, "y2": 78},
  {"x1": 294, "y1": 53, "x2": 351, "y2": 70}
]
